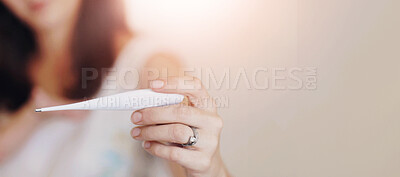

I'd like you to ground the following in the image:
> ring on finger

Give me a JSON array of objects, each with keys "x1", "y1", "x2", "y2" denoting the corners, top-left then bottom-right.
[{"x1": 181, "y1": 126, "x2": 198, "y2": 147}]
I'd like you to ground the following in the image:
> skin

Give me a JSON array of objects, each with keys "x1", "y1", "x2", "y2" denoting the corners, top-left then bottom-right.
[
  {"x1": 132, "y1": 76, "x2": 230, "y2": 177},
  {"x1": 0, "y1": 0, "x2": 230, "y2": 176}
]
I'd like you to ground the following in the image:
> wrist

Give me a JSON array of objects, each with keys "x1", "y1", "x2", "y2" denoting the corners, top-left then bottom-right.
[
  {"x1": 203, "y1": 154, "x2": 230, "y2": 177},
  {"x1": 214, "y1": 165, "x2": 229, "y2": 177},
  {"x1": 214, "y1": 158, "x2": 230, "y2": 177}
]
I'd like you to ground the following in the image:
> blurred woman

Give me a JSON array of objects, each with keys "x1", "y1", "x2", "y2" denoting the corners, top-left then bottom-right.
[{"x1": 0, "y1": 0, "x2": 229, "y2": 176}]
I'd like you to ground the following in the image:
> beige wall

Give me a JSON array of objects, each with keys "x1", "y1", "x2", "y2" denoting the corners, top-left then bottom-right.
[{"x1": 125, "y1": 0, "x2": 400, "y2": 176}]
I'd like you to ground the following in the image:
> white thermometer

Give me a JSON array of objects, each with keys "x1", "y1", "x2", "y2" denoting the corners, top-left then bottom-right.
[{"x1": 35, "y1": 89, "x2": 184, "y2": 112}]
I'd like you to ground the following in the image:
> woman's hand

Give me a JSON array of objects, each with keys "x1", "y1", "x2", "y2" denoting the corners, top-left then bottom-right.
[{"x1": 130, "y1": 76, "x2": 229, "y2": 177}]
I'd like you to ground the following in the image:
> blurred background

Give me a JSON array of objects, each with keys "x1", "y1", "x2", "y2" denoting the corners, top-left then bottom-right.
[{"x1": 123, "y1": 0, "x2": 399, "y2": 176}]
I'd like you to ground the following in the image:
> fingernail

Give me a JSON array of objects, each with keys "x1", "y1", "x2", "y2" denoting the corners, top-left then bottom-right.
[
  {"x1": 143, "y1": 141, "x2": 151, "y2": 149},
  {"x1": 132, "y1": 128, "x2": 141, "y2": 137},
  {"x1": 132, "y1": 112, "x2": 142, "y2": 124},
  {"x1": 151, "y1": 80, "x2": 164, "y2": 89}
]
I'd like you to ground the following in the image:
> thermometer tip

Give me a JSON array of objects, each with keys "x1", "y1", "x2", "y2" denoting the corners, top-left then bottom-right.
[{"x1": 35, "y1": 109, "x2": 42, "y2": 113}]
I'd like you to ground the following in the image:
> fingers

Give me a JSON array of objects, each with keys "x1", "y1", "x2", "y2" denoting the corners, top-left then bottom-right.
[
  {"x1": 150, "y1": 76, "x2": 216, "y2": 112},
  {"x1": 142, "y1": 141, "x2": 212, "y2": 172},
  {"x1": 131, "y1": 124, "x2": 193, "y2": 144},
  {"x1": 151, "y1": 76, "x2": 207, "y2": 98},
  {"x1": 131, "y1": 104, "x2": 217, "y2": 128},
  {"x1": 130, "y1": 76, "x2": 224, "y2": 174},
  {"x1": 131, "y1": 124, "x2": 219, "y2": 150}
]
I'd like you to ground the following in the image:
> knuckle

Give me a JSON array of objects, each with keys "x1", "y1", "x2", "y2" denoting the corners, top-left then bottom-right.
[
  {"x1": 143, "y1": 108, "x2": 160, "y2": 124},
  {"x1": 176, "y1": 106, "x2": 191, "y2": 121},
  {"x1": 140, "y1": 109, "x2": 151, "y2": 121},
  {"x1": 171, "y1": 125, "x2": 191, "y2": 143},
  {"x1": 169, "y1": 149, "x2": 181, "y2": 162},
  {"x1": 197, "y1": 157, "x2": 211, "y2": 171},
  {"x1": 139, "y1": 128, "x2": 149, "y2": 139},
  {"x1": 153, "y1": 145, "x2": 162, "y2": 157}
]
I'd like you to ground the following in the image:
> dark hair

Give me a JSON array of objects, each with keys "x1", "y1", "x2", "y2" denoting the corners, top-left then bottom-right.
[{"x1": 0, "y1": 0, "x2": 130, "y2": 112}]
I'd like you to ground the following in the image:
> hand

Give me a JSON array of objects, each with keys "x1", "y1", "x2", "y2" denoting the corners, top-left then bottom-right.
[{"x1": 130, "y1": 76, "x2": 229, "y2": 177}]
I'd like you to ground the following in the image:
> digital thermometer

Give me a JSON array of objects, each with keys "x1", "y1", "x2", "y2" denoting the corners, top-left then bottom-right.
[{"x1": 35, "y1": 89, "x2": 184, "y2": 112}]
